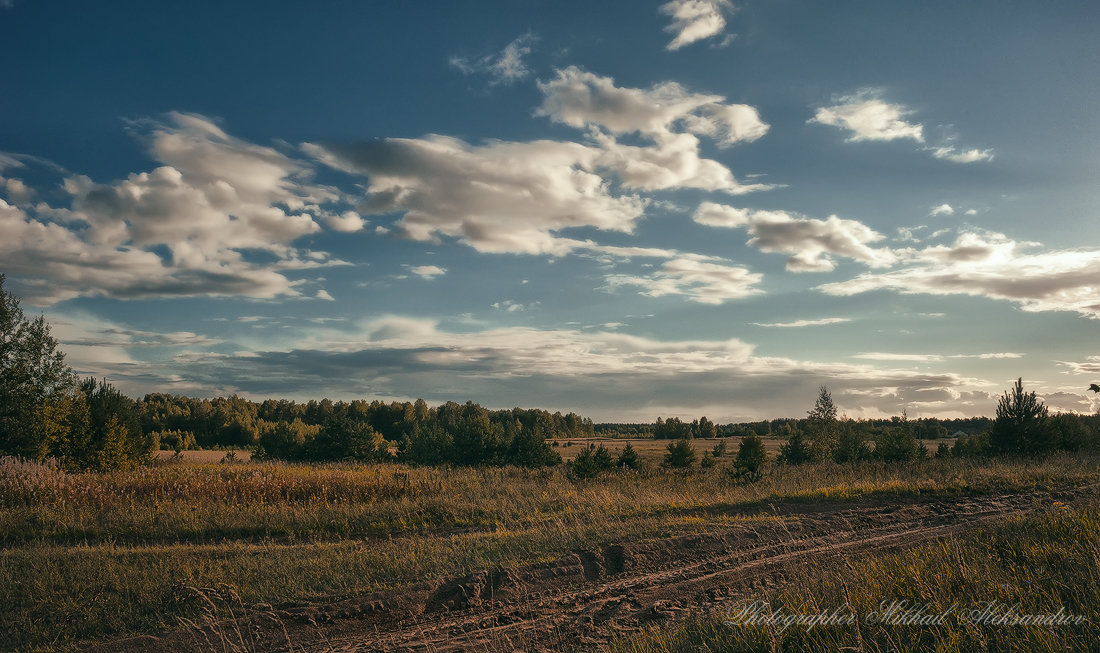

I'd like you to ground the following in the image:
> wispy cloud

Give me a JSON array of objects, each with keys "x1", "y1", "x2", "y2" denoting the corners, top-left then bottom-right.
[
  {"x1": 449, "y1": 34, "x2": 537, "y2": 85},
  {"x1": 659, "y1": 0, "x2": 736, "y2": 51},
  {"x1": 753, "y1": 317, "x2": 851, "y2": 328},
  {"x1": 605, "y1": 254, "x2": 762, "y2": 304}
]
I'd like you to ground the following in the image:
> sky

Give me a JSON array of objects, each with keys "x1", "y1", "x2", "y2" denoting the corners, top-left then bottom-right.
[{"x1": 2, "y1": 0, "x2": 1100, "y2": 422}]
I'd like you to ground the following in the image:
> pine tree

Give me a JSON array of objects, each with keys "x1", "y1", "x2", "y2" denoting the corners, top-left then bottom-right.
[
  {"x1": 616, "y1": 443, "x2": 641, "y2": 470},
  {"x1": 991, "y1": 378, "x2": 1052, "y2": 455},
  {"x1": 663, "y1": 437, "x2": 696, "y2": 468}
]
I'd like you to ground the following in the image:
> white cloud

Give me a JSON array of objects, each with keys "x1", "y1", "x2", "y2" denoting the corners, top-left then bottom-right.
[
  {"x1": 855, "y1": 352, "x2": 944, "y2": 362},
  {"x1": 492, "y1": 299, "x2": 537, "y2": 312},
  {"x1": 694, "y1": 203, "x2": 897, "y2": 271},
  {"x1": 930, "y1": 203, "x2": 954, "y2": 216},
  {"x1": 536, "y1": 66, "x2": 768, "y2": 147},
  {"x1": 809, "y1": 90, "x2": 924, "y2": 143},
  {"x1": 659, "y1": 0, "x2": 735, "y2": 51},
  {"x1": 0, "y1": 113, "x2": 351, "y2": 305},
  {"x1": 965, "y1": 208, "x2": 978, "y2": 216},
  {"x1": 312, "y1": 67, "x2": 770, "y2": 256},
  {"x1": 753, "y1": 317, "x2": 851, "y2": 328},
  {"x1": 605, "y1": 255, "x2": 762, "y2": 304},
  {"x1": 325, "y1": 211, "x2": 366, "y2": 232},
  {"x1": 821, "y1": 231, "x2": 1100, "y2": 319},
  {"x1": 449, "y1": 34, "x2": 537, "y2": 85},
  {"x1": 407, "y1": 264, "x2": 447, "y2": 280},
  {"x1": 931, "y1": 146, "x2": 994, "y2": 163},
  {"x1": 311, "y1": 135, "x2": 645, "y2": 255}
]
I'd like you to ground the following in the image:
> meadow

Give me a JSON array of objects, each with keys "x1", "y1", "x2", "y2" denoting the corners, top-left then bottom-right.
[{"x1": 3, "y1": 450, "x2": 1098, "y2": 651}]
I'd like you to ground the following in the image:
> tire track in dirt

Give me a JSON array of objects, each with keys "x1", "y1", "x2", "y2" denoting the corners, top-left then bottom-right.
[{"x1": 100, "y1": 484, "x2": 1097, "y2": 652}]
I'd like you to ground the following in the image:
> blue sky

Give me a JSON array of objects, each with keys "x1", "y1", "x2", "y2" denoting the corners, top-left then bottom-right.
[{"x1": 3, "y1": 0, "x2": 1099, "y2": 421}]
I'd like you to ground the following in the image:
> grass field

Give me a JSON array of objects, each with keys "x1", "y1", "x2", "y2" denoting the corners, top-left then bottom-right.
[
  {"x1": 612, "y1": 501, "x2": 1100, "y2": 652},
  {"x1": 2, "y1": 451, "x2": 1096, "y2": 651}
]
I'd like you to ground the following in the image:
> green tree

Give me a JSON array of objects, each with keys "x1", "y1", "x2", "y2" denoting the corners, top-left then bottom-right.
[
  {"x1": 663, "y1": 437, "x2": 696, "y2": 468},
  {"x1": 0, "y1": 274, "x2": 76, "y2": 460},
  {"x1": 832, "y1": 422, "x2": 872, "y2": 463},
  {"x1": 777, "y1": 429, "x2": 815, "y2": 465},
  {"x1": 571, "y1": 444, "x2": 612, "y2": 479},
  {"x1": 805, "y1": 385, "x2": 840, "y2": 461},
  {"x1": 874, "y1": 425, "x2": 920, "y2": 462},
  {"x1": 616, "y1": 443, "x2": 641, "y2": 470},
  {"x1": 990, "y1": 378, "x2": 1052, "y2": 455},
  {"x1": 733, "y1": 434, "x2": 767, "y2": 481},
  {"x1": 311, "y1": 415, "x2": 388, "y2": 462}
]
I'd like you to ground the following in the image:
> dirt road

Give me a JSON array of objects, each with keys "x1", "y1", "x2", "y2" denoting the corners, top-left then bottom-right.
[{"x1": 105, "y1": 485, "x2": 1094, "y2": 652}]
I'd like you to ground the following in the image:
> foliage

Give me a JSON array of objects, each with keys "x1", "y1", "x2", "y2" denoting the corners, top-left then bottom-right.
[
  {"x1": 777, "y1": 430, "x2": 815, "y2": 465},
  {"x1": 874, "y1": 423, "x2": 922, "y2": 462},
  {"x1": 804, "y1": 385, "x2": 840, "y2": 461},
  {"x1": 616, "y1": 443, "x2": 641, "y2": 470},
  {"x1": 570, "y1": 443, "x2": 614, "y2": 479},
  {"x1": 732, "y1": 434, "x2": 767, "y2": 481},
  {"x1": 991, "y1": 378, "x2": 1053, "y2": 455},
  {"x1": 663, "y1": 437, "x2": 697, "y2": 468},
  {"x1": 832, "y1": 421, "x2": 872, "y2": 463},
  {"x1": 0, "y1": 274, "x2": 76, "y2": 461}
]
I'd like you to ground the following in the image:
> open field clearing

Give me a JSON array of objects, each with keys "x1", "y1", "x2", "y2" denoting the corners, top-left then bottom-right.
[{"x1": 3, "y1": 453, "x2": 1099, "y2": 651}]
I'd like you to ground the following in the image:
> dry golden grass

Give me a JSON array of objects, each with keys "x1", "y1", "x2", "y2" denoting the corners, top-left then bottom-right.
[{"x1": 1, "y1": 452, "x2": 1096, "y2": 651}]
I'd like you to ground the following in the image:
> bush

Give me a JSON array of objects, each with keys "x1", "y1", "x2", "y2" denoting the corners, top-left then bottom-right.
[
  {"x1": 571, "y1": 444, "x2": 614, "y2": 479},
  {"x1": 616, "y1": 443, "x2": 641, "y2": 470},
  {"x1": 733, "y1": 434, "x2": 767, "y2": 481},
  {"x1": 663, "y1": 438, "x2": 697, "y2": 468}
]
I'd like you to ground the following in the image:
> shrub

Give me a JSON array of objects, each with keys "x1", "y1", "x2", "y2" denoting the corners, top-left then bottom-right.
[
  {"x1": 733, "y1": 434, "x2": 767, "y2": 481},
  {"x1": 663, "y1": 438, "x2": 697, "y2": 468}
]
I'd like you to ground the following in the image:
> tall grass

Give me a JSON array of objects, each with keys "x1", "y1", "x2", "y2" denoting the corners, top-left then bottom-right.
[
  {"x1": 2, "y1": 453, "x2": 1098, "y2": 651},
  {"x1": 613, "y1": 501, "x2": 1100, "y2": 652}
]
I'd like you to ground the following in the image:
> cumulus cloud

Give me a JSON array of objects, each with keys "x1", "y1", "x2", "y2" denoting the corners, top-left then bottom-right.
[
  {"x1": 821, "y1": 231, "x2": 1100, "y2": 318},
  {"x1": 605, "y1": 255, "x2": 762, "y2": 304},
  {"x1": 449, "y1": 34, "x2": 537, "y2": 85},
  {"x1": 311, "y1": 135, "x2": 645, "y2": 255},
  {"x1": 659, "y1": 0, "x2": 735, "y2": 51},
  {"x1": 407, "y1": 264, "x2": 447, "y2": 280},
  {"x1": 325, "y1": 211, "x2": 366, "y2": 232},
  {"x1": 0, "y1": 113, "x2": 352, "y2": 304},
  {"x1": 809, "y1": 90, "x2": 924, "y2": 143},
  {"x1": 694, "y1": 202, "x2": 897, "y2": 271},
  {"x1": 311, "y1": 67, "x2": 770, "y2": 256},
  {"x1": 536, "y1": 66, "x2": 768, "y2": 147},
  {"x1": 930, "y1": 203, "x2": 954, "y2": 216}
]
